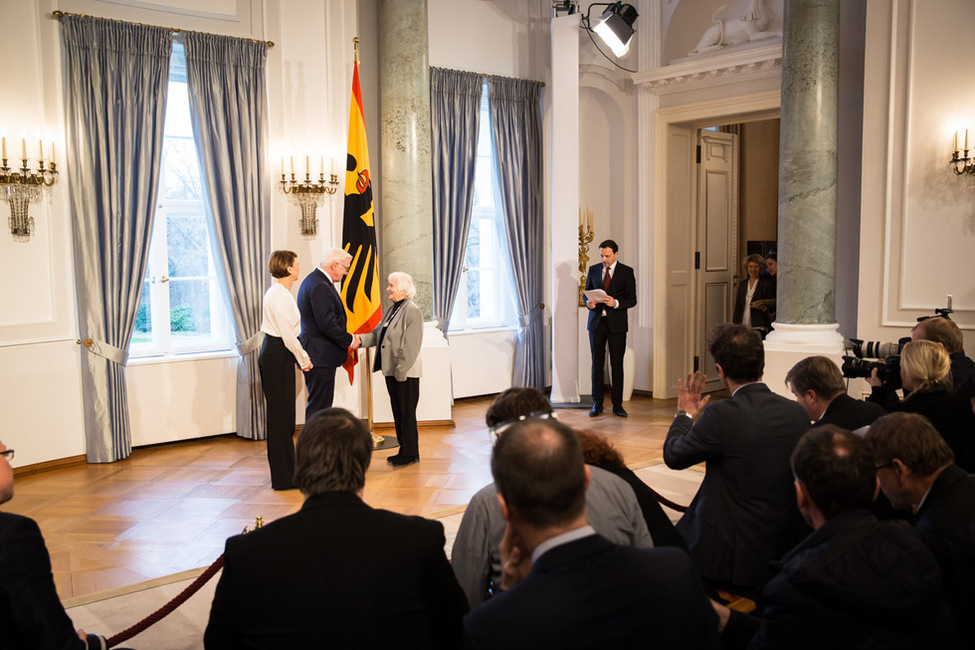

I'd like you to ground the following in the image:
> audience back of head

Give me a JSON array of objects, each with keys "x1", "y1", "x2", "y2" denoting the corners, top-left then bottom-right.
[
  {"x1": 484, "y1": 387, "x2": 552, "y2": 428},
  {"x1": 866, "y1": 412, "x2": 955, "y2": 477},
  {"x1": 708, "y1": 323, "x2": 764, "y2": 383},
  {"x1": 791, "y1": 425, "x2": 876, "y2": 519},
  {"x1": 786, "y1": 356, "x2": 846, "y2": 399},
  {"x1": 491, "y1": 417, "x2": 586, "y2": 529},
  {"x1": 295, "y1": 408, "x2": 372, "y2": 495},
  {"x1": 913, "y1": 317, "x2": 964, "y2": 355}
]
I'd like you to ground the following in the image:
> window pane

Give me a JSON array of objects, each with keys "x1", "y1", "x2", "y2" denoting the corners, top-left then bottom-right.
[
  {"x1": 169, "y1": 278, "x2": 211, "y2": 336},
  {"x1": 162, "y1": 136, "x2": 203, "y2": 201},
  {"x1": 133, "y1": 280, "x2": 152, "y2": 343},
  {"x1": 466, "y1": 270, "x2": 480, "y2": 318},
  {"x1": 167, "y1": 213, "x2": 210, "y2": 277}
]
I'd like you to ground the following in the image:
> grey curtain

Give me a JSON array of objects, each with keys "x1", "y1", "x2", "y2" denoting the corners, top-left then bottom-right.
[
  {"x1": 488, "y1": 77, "x2": 545, "y2": 389},
  {"x1": 430, "y1": 68, "x2": 482, "y2": 334},
  {"x1": 60, "y1": 17, "x2": 172, "y2": 462},
  {"x1": 183, "y1": 32, "x2": 269, "y2": 441}
]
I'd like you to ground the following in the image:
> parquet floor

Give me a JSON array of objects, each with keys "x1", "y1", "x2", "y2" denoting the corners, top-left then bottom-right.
[{"x1": 5, "y1": 393, "x2": 688, "y2": 600}]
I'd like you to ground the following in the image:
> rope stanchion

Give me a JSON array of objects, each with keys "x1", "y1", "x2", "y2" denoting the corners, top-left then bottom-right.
[{"x1": 106, "y1": 554, "x2": 224, "y2": 648}]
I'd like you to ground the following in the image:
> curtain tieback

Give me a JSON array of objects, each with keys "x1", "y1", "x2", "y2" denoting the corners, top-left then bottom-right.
[
  {"x1": 434, "y1": 316, "x2": 449, "y2": 333},
  {"x1": 77, "y1": 337, "x2": 129, "y2": 365},
  {"x1": 237, "y1": 332, "x2": 264, "y2": 356},
  {"x1": 519, "y1": 303, "x2": 545, "y2": 328}
]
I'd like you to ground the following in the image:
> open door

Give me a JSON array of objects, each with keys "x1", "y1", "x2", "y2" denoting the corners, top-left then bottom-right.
[{"x1": 695, "y1": 130, "x2": 738, "y2": 392}]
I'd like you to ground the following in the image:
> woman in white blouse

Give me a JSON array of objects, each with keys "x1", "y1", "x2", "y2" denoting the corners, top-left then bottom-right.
[{"x1": 259, "y1": 250, "x2": 312, "y2": 490}]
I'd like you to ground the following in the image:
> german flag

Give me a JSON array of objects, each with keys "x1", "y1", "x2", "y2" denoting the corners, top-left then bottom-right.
[{"x1": 340, "y1": 56, "x2": 382, "y2": 384}]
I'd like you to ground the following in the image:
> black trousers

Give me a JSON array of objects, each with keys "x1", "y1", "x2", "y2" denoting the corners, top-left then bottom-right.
[
  {"x1": 303, "y1": 365, "x2": 336, "y2": 421},
  {"x1": 259, "y1": 335, "x2": 297, "y2": 489},
  {"x1": 589, "y1": 318, "x2": 626, "y2": 409},
  {"x1": 385, "y1": 376, "x2": 420, "y2": 457}
]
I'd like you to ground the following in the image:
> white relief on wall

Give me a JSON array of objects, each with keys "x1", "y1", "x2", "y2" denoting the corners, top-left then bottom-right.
[{"x1": 687, "y1": 0, "x2": 780, "y2": 56}]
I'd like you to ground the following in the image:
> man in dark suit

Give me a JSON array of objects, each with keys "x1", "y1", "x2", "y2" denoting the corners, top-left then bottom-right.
[
  {"x1": 664, "y1": 324, "x2": 811, "y2": 597},
  {"x1": 297, "y1": 247, "x2": 359, "y2": 419},
  {"x1": 205, "y1": 409, "x2": 468, "y2": 649},
  {"x1": 786, "y1": 355, "x2": 886, "y2": 433},
  {"x1": 867, "y1": 412, "x2": 975, "y2": 646},
  {"x1": 0, "y1": 440, "x2": 110, "y2": 650},
  {"x1": 716, "y1": 426, "x2": 954, "y2": 649},
  {"x1": 463, "y1": 416, "x2": 720, "y2": 650},
  {"x1": 585, "y1": 239, "x2": 636, "y2": 418}
]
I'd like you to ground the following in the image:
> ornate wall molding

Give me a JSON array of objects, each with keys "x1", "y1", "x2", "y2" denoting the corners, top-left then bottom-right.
[{"x1": 632, "y1": 42, "x2": 782, "y2": 95}]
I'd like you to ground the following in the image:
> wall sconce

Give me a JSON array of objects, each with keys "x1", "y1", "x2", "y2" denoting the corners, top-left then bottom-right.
[
  {"x1": 0, "y1": 133, "x2": 59, "y2": 241},
  {"x1": 950, "y1": 129, "x2": 975, "y2": 175},
  {"x1": 279, "y1": 156, "x2": 339, "y2": 238}
]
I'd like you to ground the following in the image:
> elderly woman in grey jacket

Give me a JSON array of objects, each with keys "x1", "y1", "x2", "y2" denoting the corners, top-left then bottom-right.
[{"x1": 360, "y1": 271, "x2": 424, "y2": 466}]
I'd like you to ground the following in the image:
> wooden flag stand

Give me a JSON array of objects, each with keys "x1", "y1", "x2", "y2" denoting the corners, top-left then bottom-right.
[{"x1": 362, "y1": 347, "x2": 398, "y2": 451}]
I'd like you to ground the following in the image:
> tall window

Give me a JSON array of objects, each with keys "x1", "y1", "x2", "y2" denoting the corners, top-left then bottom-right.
[
  {"x1": 450, "y1": 83, "x2": 517, "y2": 331},
  {"x1": 131, "y1": 43, "x2": 233, "y2": 357}
]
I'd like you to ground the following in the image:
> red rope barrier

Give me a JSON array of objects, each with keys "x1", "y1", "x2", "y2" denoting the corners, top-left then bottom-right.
[
  {"x1": 106, "y1": 554, "x2": 224, "y2": 648},
  {"x1": 647, "y1": 485, "x2": 689, "y2": 513}
]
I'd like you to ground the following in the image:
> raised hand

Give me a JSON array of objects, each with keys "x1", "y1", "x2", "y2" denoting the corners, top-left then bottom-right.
[{"x1": 677, "y1": 371, "x2": 710, "y2": 418}]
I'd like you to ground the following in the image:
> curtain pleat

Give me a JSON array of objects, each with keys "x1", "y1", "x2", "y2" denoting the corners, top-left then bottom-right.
[
  {"x1": 60, "y1": 16, "x2": 172, "y2": 462},
  {"x1": 430, "y1": 68, "x2": 483, "y2": 335},
  {"x1": 182, "y1": 31, "x2": 269, "y2": 440},
  {"x1": 488, "y1": 77, "x2": 545, "y2": 390}
]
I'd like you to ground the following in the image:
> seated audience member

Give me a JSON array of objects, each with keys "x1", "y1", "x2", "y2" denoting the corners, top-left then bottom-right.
[
  {"x1": 716, "y1": 426, "x2": 954, "y2": 650},
  {"x1": 463, "y1": 417, "x2": 720, "y2": 650},
  {"x1": 205, "y1": 408, "x2": 468, "y2": 649},
  {"x1": 912, "y1": 316, "x2": 975, "y2": 402},
  {"x1": 786, "y1": 355, "x2": 886, "y2": 433},
  {"x1": 576, "y1": 429, "x2": 687, "y2": 550},
  {"x1": 452, "y1": 387, "x2": 652, "y2": 608},
  {"x1": 867, "y1": 412, "x2": 975, "y2": 646},
  {"x1": 664, "y1": 324, "x2": 810, "y2": 598},
  {"x1": 867, "y1": 340, "x2": 975, "y2": 472},
  {"x1": 0, "y1": 439, "x2": 111, "y2": 650}
]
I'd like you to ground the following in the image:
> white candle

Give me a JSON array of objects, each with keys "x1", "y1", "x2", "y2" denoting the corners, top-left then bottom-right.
[
  {"x1": 49, "y1": 140, "x2": 55, "y2": 164},
  {"x1": 1, "y1": 136, "x2": 6, "y2": 160},
  {"x1": 954, "y1": 131, "x2": 958, "y2": 153},
  {"x1": 320, "y1": 156, "x2": 324, "y2": 175},
  {"x1": 305, "y1": 155, "x2": 309, "y2": 175},
  {"x1": 21, "y1": 136, "x2": 26, "y2": 160},
  {"x1": 966, "y1": 129, "x2": 970, "y2": 151},
  {"x1": 331, "y1": 158, "x2": 336, "y2": 175},
  {"x1": 38, "y1": 138, "x2": 44, "y2": 162},
  {"x1": 290, "y1": 156, "x2": 294, "y2": 174}
]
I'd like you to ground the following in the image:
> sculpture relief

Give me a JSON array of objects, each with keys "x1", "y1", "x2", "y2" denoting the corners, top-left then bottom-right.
[{"x1": 688, "y1": 0, "x2": 780, "y2": 56}]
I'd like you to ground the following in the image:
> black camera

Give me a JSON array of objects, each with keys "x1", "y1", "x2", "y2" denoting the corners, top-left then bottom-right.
[{"x1": 841, "y1": 337, "x2": 910, "y2": 390}]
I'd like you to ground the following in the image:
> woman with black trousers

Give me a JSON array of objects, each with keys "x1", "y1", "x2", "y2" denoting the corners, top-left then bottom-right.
[{"x1": 259, "y1": 250, "x2": 312, "y2": 490}]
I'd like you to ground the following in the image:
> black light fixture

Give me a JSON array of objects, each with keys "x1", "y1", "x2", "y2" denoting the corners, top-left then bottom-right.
[{"x1": 591, "y1": 3, "x2": 638, "y2": 57}]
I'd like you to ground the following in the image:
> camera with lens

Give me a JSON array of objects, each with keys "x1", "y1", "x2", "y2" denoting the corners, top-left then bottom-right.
[{"x1": 841, "y1": 337, "x2": 909, "y2": 391}]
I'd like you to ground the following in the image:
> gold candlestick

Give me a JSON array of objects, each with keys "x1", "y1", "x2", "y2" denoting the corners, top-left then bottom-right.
[{"x1": 578, "y1": 207, "x2": 595, "y2": 306}]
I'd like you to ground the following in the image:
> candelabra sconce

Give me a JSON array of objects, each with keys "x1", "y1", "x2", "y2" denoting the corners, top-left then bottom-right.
[
  {"x1": 950, "y1": 129, "x2": 975, "y2": 176},
  {"x1": 279, "y1": 157, "x2": 340, "y2": 238},
  {"x1": 578, "y1": 207, "x2": 594, "y2": 306},
  {"x1": 0, "y1": 146, "x2": 59, "y2": 242}
]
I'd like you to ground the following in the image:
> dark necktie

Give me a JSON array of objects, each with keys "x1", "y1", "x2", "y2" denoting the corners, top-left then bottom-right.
[{"x1": 602, "y1": 267, "x2": 611, "y2": 291}]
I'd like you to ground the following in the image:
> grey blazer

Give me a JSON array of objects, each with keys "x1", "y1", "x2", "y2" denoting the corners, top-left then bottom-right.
[{"x1": 360, "y1": 299, "x2": 423, "y2": 382}]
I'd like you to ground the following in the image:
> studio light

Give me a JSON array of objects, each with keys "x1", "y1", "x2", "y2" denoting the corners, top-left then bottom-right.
[{"x1": 592, "y1": 3, "x2": 638, "y2": 57}]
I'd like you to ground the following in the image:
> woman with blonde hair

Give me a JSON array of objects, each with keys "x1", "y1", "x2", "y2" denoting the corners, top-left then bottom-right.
[
  {"x1": 732, "y1": 253, "x2": 776, "y2": 338},
  {"x1": 868, "y1": 339, "x2": 975, "y2": 471}
]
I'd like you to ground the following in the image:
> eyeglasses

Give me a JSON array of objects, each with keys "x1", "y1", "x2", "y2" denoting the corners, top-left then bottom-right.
[
  {"x1": 874, "y1": 461, "x2": 893, "y2": 472},
  {"x1": 0, "y1": 449, "x2": 14, "y2": 461},
  {"x1": 488, "y1": 410, "x2": 559, "y2": 446}
]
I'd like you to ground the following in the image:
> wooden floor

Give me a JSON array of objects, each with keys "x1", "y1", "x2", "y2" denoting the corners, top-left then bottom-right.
[{"x1": 5, "y1": 393, "x2": 682, "y2": 600}]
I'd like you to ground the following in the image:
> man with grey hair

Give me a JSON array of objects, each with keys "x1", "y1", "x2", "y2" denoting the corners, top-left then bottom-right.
[
  {"x1": 297, "y1": 247, "x2": 360, "y2": 418},
  {"x1": 205, "y1": 408, "x2": 468, "y2": 648}
]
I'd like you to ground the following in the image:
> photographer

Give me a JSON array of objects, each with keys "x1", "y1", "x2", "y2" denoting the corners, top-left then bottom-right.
[
  {"x1": 912, "y1": 317, "x2": 975, "y2": 404},
  {"x1": 866, "y1": 340, "x2": 975, "y2": 472}
]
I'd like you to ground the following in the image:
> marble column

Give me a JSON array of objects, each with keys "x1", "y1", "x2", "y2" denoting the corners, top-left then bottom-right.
[
  {"x1": 378, "y1": 0, "x2": 434, "y2": 318},
  {"x1": 764, "y1": 0, "x2": 845, "y2": 394}
]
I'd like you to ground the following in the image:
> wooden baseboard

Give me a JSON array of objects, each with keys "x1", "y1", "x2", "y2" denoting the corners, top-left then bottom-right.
[{"x1": 14, "y1": 455, "x2": 87, "y2": 478}]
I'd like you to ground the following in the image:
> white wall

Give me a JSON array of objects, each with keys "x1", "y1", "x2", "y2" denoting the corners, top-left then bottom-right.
[{"x1": 857, "y1": 0, "x2": 975, "y2": 351}]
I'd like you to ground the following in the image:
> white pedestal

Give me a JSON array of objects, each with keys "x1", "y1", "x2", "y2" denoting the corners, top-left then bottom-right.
[
  {"x1": 369, "y1": 322, "x2": 453, "y2": 424},
  {"x1": 763, "y1": 322, "x2": 846, "y2": 397}
]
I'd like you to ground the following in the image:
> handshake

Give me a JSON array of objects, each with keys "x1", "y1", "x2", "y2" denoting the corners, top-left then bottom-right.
[{"x1": 350, "y1": 334, "x2": 361, "y2": 350}]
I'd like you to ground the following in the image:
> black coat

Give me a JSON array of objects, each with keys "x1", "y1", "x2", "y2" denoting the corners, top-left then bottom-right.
[
  {"x1": 205, "y1": 492, "x2": 468, "y2": 649},
  {"x1": 732, "y1": 277, "x2": 776, "y2": 331},
  {"x1": 815, "y1": 393, "x2": 887, "y2": 432},
  {"x1": 914, "y1": 464, "x2": 975, "y2": 646},
  {"x1": 664, "y1": 383, "x2": 811, "y2": 589},
  {"x1": 296, "y1": 269, "x2": 353, "y2": 368},
  {"x1": 593, "y1": 462, "x2": 688, "y2": 551},
  {"x1": 463, "y1": 535, "x2": 720, "y2": 650},
  {"x1": 726, "y1": 511, "x2": 955, "y2": 650},
  {"x1": 585, "y1": 262, "x2": 636, "y2": 334}
]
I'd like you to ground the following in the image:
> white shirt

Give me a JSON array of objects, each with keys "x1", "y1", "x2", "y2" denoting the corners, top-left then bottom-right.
[
  {"x1": 260, "y1": 282, "x2": 311, "y2": 369},
  {"x1": 742, "y1": 279, "x2": 758, "y2": 327}
]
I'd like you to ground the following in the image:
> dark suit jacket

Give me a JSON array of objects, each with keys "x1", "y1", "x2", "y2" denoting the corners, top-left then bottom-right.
[
  {"x1": 585, "y1": 262, "x2": 636, "y2": 333},
  {"x1": 914, "y1": 464, "x2": 975, "y2": 646},
  {"x1": 0, "y1": 513, "x2": 87, "y2": 650},
  {"x1": 205, "y1": 492, "x2": 468, "y2": 649},
  {"x1": 296, "y1": 268, "x2": 353, "y2": 368},
  {"x1": 462, "y1": 535, "x2": 720, "y2": 650},
  {"x1": 732, "y1": 277, "x2": 776, "y2": 331},
  {"x1": 815, "y1": 393, "x2": 887, "y2": 432},
  {"x1": 663, "y1": 383, "x2": 811, "y2": 588}
]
